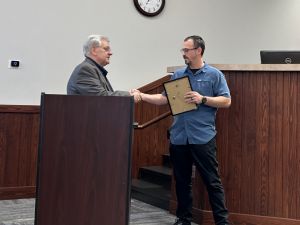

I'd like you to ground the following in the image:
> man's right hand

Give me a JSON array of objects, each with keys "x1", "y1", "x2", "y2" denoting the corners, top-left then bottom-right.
[{"x1": 129, "y1": 89, "x2": 142, "y2": 103}]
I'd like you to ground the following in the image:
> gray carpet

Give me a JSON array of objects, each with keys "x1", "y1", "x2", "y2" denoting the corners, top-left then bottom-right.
[
  {"x1": 0, "y1": 198, "x2": 196, "y2": 225},
  {"x1": 0, "y1": 199, "x2": 34, "y2": 225}
]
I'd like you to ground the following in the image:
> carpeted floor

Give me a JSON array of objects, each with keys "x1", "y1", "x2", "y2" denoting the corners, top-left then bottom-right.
[
  {"x1": 0, "y1": 198, "x2": 34, "y2": 225},
  {"x1": 0, "y1": 198, "x2": 196, "y2": 225}
]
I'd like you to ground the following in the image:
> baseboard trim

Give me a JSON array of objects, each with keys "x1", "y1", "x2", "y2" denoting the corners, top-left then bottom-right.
[{"x1": 0, "y1": 186, "x2": 35, "y2": 200}]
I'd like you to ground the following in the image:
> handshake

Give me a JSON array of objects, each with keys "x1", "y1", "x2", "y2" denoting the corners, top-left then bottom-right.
[{"x1": 129, "y1": 89, "x2": 143, "y2": 103}]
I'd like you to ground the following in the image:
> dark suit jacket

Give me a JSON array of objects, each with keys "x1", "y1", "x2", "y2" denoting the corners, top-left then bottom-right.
[{"x1": 67, "y1": 57, "x2": 130, "y2": 96}]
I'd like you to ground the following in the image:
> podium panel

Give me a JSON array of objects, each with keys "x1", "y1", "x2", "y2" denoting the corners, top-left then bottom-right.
[{"x1": 35, "y1": 94, "x2": 134, "y2": 225}]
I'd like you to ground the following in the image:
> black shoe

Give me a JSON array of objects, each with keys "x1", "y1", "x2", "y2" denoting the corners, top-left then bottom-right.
[{"x1": 173, "y1": 218, "x2": 191, "y2": 225}]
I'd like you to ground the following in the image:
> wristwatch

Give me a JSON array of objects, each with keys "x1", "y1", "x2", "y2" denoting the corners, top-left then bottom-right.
[{"x1": 201, "y1": 96, "x2": 207, "y2": 105}]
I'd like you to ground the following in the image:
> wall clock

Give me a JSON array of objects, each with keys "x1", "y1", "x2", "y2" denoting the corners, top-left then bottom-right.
[{"x1": 133, "y1": 0, "x2": 165, "y2": 17}]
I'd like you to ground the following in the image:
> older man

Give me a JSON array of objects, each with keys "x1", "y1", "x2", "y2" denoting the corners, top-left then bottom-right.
[{"x1": 67, "y1": 34, "x2": 140, "y2": 101}]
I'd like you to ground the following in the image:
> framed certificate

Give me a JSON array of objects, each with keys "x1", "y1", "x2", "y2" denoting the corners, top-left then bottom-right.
[{"x1": 163, "y1": 76, "x2": 197, "y2": 116}]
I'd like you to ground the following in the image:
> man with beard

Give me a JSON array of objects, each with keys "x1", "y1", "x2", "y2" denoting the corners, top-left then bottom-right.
[
  {"x1": 139, "y1": 35, "x2": 231, "y2": 225},
  {"x1": 67, "y1": 34, "x2": 141, "y2": 101}
]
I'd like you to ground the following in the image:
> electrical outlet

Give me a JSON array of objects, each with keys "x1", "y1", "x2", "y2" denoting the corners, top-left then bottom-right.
[{"x1": 8, "y1": 60, "x2": 20, "y2": 68}]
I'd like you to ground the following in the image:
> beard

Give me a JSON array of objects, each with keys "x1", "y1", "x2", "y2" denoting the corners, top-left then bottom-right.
[{"x1": 183, "y1": 56, "x2": 190, "y2": 65}]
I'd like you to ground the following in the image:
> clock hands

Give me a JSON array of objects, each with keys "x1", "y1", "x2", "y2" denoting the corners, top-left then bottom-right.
[{"x1": 134, "y1": 0, "x2": 165, "y2": 17}]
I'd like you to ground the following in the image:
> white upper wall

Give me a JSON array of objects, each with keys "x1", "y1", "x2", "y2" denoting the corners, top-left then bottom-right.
[{"x1": 0, "y1": 0, "x2": 299, "y2": 105}]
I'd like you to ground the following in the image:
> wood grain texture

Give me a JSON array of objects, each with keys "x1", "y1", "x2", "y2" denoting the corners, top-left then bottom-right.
[
  {"x1": 2, "y1": 65, "x2": 300, "y2": 225},
  {"x1": 168, "y1": 66, "x2": 300, "y2": 224},
  {"x1": 132, "y1": 75, "x2": 172, "y2": 179},
  {"x1": 35, "y1": 94, "x2": 133, "y2": 225},
  {"x1": 0, "y1": 105, "x2": 39, "y2": 200}
]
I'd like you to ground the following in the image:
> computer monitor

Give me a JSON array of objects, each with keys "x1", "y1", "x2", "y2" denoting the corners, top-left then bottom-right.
[{"x1": 260, "y1": 50, "x2": 300, "y2": 64}]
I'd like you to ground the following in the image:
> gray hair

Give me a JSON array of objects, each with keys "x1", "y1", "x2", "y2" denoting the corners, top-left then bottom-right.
[{"x1": 83, "y1": 35, "x2": 109, "y2": 57}]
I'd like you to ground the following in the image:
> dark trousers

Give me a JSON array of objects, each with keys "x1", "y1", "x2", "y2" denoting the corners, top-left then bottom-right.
[{"x1": 170, "y1": 137, "x2": 229, "y2": 225}]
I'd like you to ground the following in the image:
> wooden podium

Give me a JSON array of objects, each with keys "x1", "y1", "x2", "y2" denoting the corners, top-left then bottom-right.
[{"x1": 34, "y1": 94, "x2": 134, "y2": 225}]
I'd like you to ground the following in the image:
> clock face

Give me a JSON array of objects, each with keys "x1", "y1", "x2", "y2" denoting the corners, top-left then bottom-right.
[{"x1": 134, "y1": 0, "x2": 165, "y2": 17}]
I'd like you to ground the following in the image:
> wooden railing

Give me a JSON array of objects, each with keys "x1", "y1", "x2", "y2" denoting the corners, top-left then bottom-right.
[
  {"x1": 135, "y1": 111, "x2": 171, "y2": 129},
  {"x1": 131, "y1": 74, "x2": 172, "y2": 179},
  {"x1": 3, "y1": 65, "x2": 300, "y2": 224},
  {"x1": 0, "y1": 75, "x2": 173, "y2": 199}
]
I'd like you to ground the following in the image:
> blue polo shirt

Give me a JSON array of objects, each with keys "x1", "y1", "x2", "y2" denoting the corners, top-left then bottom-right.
[{"x1": 169, "y1": 64, "x2": 231, "y2": 145}]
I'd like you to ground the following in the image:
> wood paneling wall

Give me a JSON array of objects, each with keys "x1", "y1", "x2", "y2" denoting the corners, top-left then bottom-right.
[
  {"x1": 0, "y1": 105, "x2": 39, "y2": 199},
  {"x1": 168, "y1": 64, "x2": 300, "y2": 225},
  {"x1": 2, "y1": 64, "x2": 300, "y2": 225},
  {"x1": 0, "y1": 75, "x2": 173, "y2": 198},
  {"x1": 132, "y1": 75, "x2": 172, "y2": 178}
]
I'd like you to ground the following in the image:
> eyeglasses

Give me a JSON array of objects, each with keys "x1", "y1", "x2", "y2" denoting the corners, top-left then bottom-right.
[
  {"x1": 95, "y1": 46, "x2": 112, "y2": 53},
  {"x1": 180, "y1": 47, "x2": 198, "y2": 54},
  {"x1": 101, "y1": 47, "x2": 112, "y2": 52}
]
